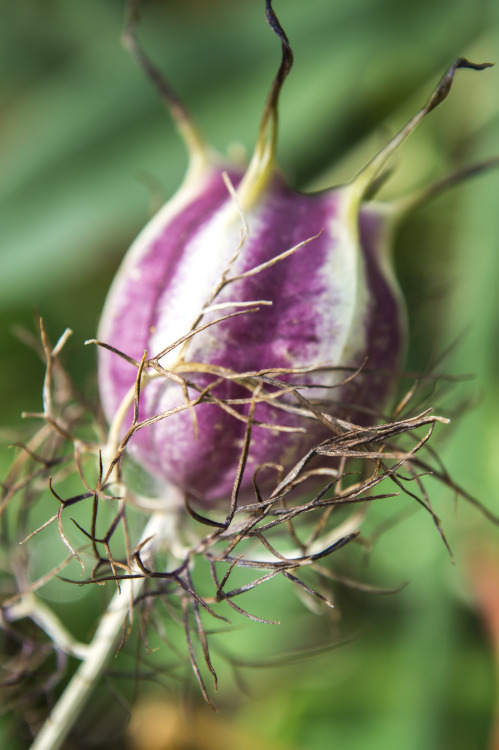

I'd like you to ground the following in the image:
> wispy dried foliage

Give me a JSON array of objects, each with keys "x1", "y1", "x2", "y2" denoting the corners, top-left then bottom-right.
[{"x1": 2, "y1": 306, "x2": 496, "y2": 738}]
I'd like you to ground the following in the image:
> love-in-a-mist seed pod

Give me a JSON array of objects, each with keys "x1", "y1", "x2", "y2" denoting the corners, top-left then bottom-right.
[{"x1": 96, "y1": 1, "x2": 491, "y2": 505}]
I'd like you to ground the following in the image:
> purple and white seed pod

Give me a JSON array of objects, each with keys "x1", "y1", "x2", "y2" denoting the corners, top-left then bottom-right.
[{"x1": 96, "y1": 2, "x2": 490, "y2": 505}]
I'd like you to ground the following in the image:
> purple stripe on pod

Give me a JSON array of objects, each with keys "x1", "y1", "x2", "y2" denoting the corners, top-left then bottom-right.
[
  {"x1": 98, "y1": 165, "x2": 244, "y2": 417},
  {"x1": 354, "y1": 205, "x2": 406, "y2": 420},
  {"x1": 98, "y1": 165, "x2": 405, "y2": 504}
]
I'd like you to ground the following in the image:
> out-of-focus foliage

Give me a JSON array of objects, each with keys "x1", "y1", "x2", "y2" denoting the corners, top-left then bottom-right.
[{"x1": 1, "y1": 1, "x2": 499, "y2": 748}]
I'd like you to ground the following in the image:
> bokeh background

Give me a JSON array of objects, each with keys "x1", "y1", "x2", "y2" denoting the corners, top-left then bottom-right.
[{"x1": 1, "y1": 0, "x2": 499, "y2": 748}]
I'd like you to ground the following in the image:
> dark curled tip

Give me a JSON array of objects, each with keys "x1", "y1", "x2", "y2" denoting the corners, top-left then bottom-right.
[
  {"x1": 265, "y1": 0, "x2": 293, "y2": 71},
  {"x1": 264, "y1": 0, "x2": 294, "y2": 113},
  {"x1": 122, "y1": 0, "x2": 184, "y2": 114},
  {"x1": 237, "y1": 0, "x2": 295, "y2": 204},
  {"x1": 426, "y1": 57, "x2": 494, "y2": 115},
  {"x1": 455, "y1": 58, "x2": 494, "y2": 71},
  {"x1": 122, "y1": 0, "x2": 206, "y2": 160}
]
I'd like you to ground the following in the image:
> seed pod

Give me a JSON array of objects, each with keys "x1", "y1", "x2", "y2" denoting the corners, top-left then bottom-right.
[{"x1": 96, "y1": 1, "x2": 490, "y2": 504}]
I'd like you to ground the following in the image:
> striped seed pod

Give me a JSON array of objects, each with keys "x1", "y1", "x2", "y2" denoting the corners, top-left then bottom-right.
[{"x1": 97, "y1": 1, "x2": 490, "y2": 504}]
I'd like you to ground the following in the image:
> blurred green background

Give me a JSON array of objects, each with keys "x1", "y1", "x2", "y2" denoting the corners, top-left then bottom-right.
[{"x1": 1, "y1": 0, "x2": 499, "y2": 748}]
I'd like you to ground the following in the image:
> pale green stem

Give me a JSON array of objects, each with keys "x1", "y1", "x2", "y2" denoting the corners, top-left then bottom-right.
[
  {"x1": 29, "y1": 505, "x2": 180, "y2": 750},
  {"x1": 7, "y1": 594, "x2": 90, "y2": 661}
]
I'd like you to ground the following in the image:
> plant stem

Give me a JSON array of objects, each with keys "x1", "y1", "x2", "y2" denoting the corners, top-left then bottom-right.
[
  {"x1": 7, "y1": 594, "x2": 89, "y2": 660},
  {"x1": 30, "y1": 509, "x2": 174, "y2": 750}
]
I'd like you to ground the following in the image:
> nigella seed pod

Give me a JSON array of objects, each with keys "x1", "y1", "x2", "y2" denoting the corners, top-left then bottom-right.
[{"x1": 96, "y1": 1, "x2": 491, "y2": 505}]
